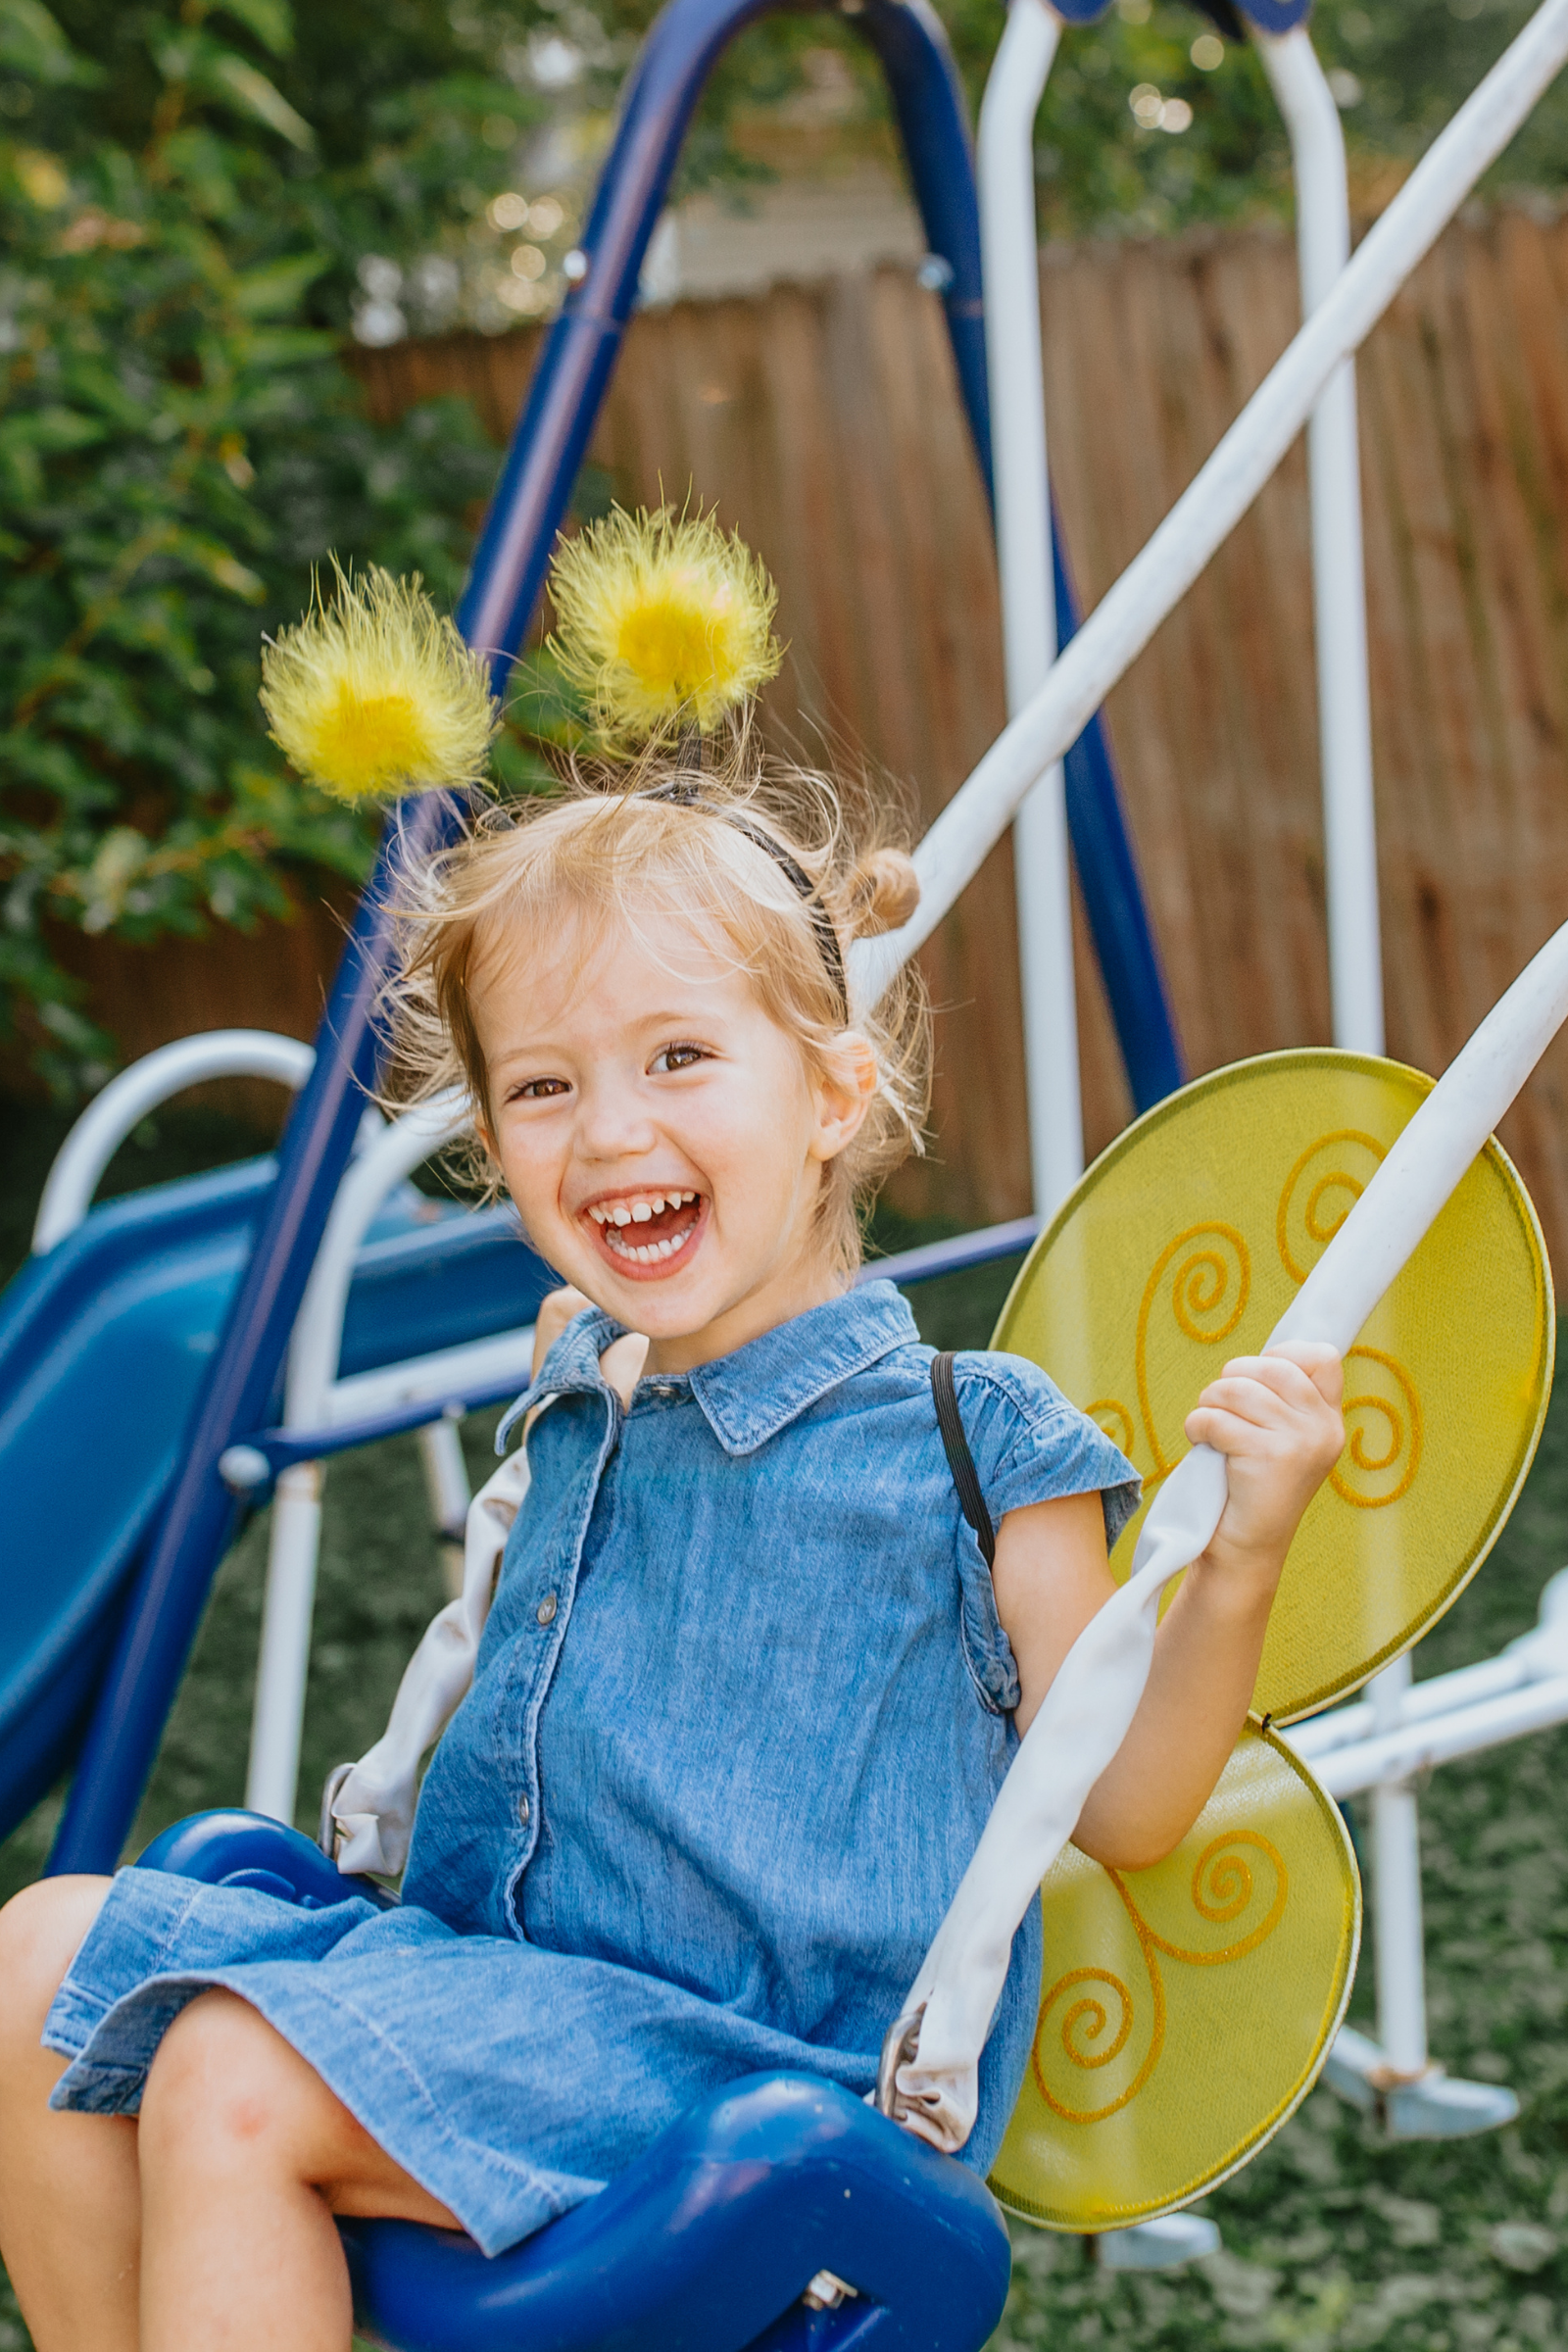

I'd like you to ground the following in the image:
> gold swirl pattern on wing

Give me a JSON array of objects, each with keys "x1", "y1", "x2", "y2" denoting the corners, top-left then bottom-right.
[
  {"x1": 1135, "y1": 1225, "x2": 1250, "y2": 1483},
  {"x1": 1331, "y1": 1345, "x2": 1422, "y2": 1509},
  {"x1": 1033, "y1": 1919, "x2": 1163, "y2": 2125},
  {"x1": 1140, "y1": 1833, "x2": 1289, "y2": 1965},
  {"x1": 1276, "y1": 1129, "x2": 1386, "y2": 1286},
  {"x1": 1054, "y1": 1970, "x2": 1136, "y2": 2071},
  {"x1": 1087, "y1": 1398, "x2": 1136, "y2": 1459},
  {"x1": 1033, "y1": 1835, "x2": 1288, "y2": 2126}
]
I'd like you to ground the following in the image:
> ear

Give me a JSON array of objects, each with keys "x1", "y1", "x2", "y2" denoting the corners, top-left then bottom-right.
[{"x1": 807, "y1": 1031, "x2": 879, "y2": 1166}]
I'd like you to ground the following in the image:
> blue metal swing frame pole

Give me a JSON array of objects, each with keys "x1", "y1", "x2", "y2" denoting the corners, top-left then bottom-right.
[{"x1": 50, "y1": 0, "x2": 1179, "y2": 1875}]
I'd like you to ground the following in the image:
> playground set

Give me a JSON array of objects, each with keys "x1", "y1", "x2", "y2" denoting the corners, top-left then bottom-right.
[{"x1": 7, "y1": 0, "x2": 1568, "y2": 2337}]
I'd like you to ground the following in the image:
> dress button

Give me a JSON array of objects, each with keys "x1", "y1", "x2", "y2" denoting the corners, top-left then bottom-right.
[
  {"x1": 536, "y1": 1592, "x2": 559, "y2": 1626},
  {"x1": 517, "y1": 1793, "x2": 530, "y2": 1827}
]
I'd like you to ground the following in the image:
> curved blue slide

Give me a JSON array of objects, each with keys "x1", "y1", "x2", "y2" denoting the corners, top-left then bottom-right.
[{"x1": 0, "y1": 1162, "x2": 554, "y2": 1846}]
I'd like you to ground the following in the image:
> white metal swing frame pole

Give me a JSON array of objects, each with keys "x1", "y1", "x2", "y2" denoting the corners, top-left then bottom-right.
[
  {"x1": 245, "y1": 1093, "x2": 472, "y2": 1825},
  {"x1": 1257, "y1": 26, "x2": 1385, "y2": 1064},
  {"x1": 977, "y1": 0, "x2": 1084, "y2": 1223},
  {"x1": 1259, "y1": 24, "x2": 1431, "y2": 2091},
  {"x1": 851, "y1": 0, "x2": 1568, "y2": 1004}
]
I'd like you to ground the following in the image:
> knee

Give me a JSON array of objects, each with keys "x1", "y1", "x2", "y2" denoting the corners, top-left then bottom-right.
[
  {"x1": 141, "y1": 1991, "x2": 328, "y2": 2181},
  {"x1": 0, "y1": 1878, "x2": 109, "y2": 2070}
]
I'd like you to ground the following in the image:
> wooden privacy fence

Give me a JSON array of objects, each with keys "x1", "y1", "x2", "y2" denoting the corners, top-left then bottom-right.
[
  {"x1": 356, "y1": 206, "x2": 1568, "y2": 1268},
  {"x1": 77, "y1": 206, "x2": 1568, "y2": 1263}
]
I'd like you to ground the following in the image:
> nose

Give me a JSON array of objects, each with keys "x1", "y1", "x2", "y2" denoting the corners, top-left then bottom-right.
[{"x1": 574, "y1": 1071, "x2": 659, "y2": 1163}]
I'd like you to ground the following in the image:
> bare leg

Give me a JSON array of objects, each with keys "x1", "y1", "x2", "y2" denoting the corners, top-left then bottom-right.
[
  {"x1": 0, "y1": 1876, "x2": 139, "y2": 2352},
  {"x1": 138, "y1": 1987, "x2": 461, "y2": 2352}
]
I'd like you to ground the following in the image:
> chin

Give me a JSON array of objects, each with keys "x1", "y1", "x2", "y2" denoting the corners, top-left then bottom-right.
[
  {"x1": 560, "y1": 1259, "x2": 707, "y2": 1332},
  {"x1": 604, "y1": 1281, "x2": 719, "y2": 1337}
]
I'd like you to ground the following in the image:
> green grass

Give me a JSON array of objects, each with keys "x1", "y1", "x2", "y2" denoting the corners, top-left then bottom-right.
[{"x1": 3, "y1": 1100, "x2": 1568, "y2": 2348}]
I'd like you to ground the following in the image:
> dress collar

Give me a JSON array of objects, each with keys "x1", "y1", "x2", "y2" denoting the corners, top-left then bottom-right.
[{"x1": 497, "y1": 1279, "x2": 918, "y2": 1458}]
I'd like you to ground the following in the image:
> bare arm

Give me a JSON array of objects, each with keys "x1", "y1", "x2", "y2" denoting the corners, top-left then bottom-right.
[{"x1": 992, "y1": 1342, "x2": 1345, "y2": 1872}]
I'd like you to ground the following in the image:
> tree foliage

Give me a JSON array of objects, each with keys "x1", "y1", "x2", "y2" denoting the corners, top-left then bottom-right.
[
  {"x1": 878, "y1": 0, "x2": 1568, "y2": 242},
  {"x1": 0, "y1": 0, "x2": 553, "y2": 1089}
]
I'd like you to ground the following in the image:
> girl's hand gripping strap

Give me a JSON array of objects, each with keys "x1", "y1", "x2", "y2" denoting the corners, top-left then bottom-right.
[
  {"x1": 327, "y1": 1446, "x2": 530, "y2": 1876},
  {"x1": 880, "y1": 915, "x2": 1568, "y2": 2154}
]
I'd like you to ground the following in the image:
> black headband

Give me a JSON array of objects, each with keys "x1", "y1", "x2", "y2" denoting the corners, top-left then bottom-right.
[{"x1": 642, "y1": 777, "x2": 850, "y2": 1021}]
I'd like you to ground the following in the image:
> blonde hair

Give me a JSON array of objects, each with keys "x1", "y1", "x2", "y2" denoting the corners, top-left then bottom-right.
[{"x1": 383, "y1": 717, "x2": 930, "y2": 1281}]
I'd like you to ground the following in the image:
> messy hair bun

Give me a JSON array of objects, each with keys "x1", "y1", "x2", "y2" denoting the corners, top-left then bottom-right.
[{"x1": 845, "y1": 848, "x2": 921, "y2": 939}]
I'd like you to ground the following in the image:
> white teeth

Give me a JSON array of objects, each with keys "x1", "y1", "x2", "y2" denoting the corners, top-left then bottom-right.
[
  {"x1": 588, "y1": 1192, "x2": 702, "y2": 1258},
  {"x1": 587, "y1": 1192, "x2": 700, "y2": 1222},
  {"x1": 600, "y1": 1225, "x2": 686, "y2": 1263}
]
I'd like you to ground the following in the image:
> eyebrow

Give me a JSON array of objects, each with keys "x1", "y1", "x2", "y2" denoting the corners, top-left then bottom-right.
[{"x1": 486, "y1": 1012, "x2": 727, "y2": 1065}]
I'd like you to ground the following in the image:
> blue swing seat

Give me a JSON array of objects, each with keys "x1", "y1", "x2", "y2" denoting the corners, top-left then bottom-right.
[{"x1": 135, "y1": 1813, "x2": 1012, "y2": 2352}]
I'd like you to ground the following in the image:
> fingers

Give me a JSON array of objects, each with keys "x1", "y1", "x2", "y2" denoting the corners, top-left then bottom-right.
[
  {"x1": 530, "y1": 1286, "x2": 591, "y2": 1379},
  {"x1": 1263, "y1": 1339, "x2": 1345, "y2": 1409},
  {"x1": 529, "y1": 1286, "x2": 651, "y2": 1406},
  {"x1": 1199, "y1": 1348, "x2": 1343, "y2": 1416},
  {"x1": 599, "y1": 1329, "x2": 650, "y2": 1408},
  {"x1": 1184, "y1": 1402, "x2": 1304, "y2": 1459},
  {"x1": 1184, "y1": 1347, "x2": 1344, "y2": 1465}
]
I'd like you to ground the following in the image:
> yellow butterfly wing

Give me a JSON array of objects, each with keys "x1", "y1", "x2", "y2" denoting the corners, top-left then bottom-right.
[{"x1": 989, "y1": 1050, "x2": 1550, "y2": 2224}]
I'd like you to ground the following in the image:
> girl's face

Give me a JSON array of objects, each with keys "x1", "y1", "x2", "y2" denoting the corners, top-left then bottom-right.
[{"x1": 469, "y1": 900, "x2": 877, "y2": 1373}]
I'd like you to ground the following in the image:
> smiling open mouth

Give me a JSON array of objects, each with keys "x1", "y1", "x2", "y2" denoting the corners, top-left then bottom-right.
[{"x1": 584, "y1": 1190, "x2": 705, "y2": 1268}]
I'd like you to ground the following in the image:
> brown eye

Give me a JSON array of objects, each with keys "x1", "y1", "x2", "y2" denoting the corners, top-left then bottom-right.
[
  {"x1": 651, "y1": 1042, "x2": 707, "y2": 1074},
  {"x1": 512, "y1": 1076, "x2": 570, "y2": 1101}
]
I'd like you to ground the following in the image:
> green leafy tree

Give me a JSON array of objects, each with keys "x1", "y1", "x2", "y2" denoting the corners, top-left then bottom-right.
[{"x1": 0, "y1": 0, "x2": 545, "y2": 1088}]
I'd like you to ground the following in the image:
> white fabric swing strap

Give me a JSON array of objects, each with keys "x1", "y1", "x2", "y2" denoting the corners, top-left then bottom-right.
[
  {"x1": 329, "y1": 1446, "x2": 532, "y2": 1877},
  {"x1": 327, "y1": 1333, "x2": 649, "y2": 1877},
  {"x1": 884, "y1": 915, "x2": 1568, "y2": 2155}
]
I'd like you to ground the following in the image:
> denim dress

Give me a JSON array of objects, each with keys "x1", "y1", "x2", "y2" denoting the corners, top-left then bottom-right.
[{"x1": 45, "y1": 1282, "x2": 1138, "y2": 2258}]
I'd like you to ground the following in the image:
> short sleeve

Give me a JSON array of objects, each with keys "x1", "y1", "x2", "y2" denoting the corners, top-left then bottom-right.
[{"x1": 949, "y1": 1350, "x2": 1141, "y2": 1552}]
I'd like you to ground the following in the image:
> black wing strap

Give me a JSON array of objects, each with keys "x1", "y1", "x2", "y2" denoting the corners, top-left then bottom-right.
[{"x1": 931, "y1": 1351, "x2": 997, "y2": 1569}]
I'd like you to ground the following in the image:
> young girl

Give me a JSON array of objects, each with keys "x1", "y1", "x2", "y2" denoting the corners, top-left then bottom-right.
[{"x1": 0, "y1": 514, "x2": 1344, "y2": 2351}]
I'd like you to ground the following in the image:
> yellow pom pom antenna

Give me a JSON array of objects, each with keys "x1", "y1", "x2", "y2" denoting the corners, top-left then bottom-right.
[
  {"x1": 260, "y1": 563, "x2": 500, "y2": 804},
  {"x1": 548, "y1": 505, "x2": 783, "y2": 742}
]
